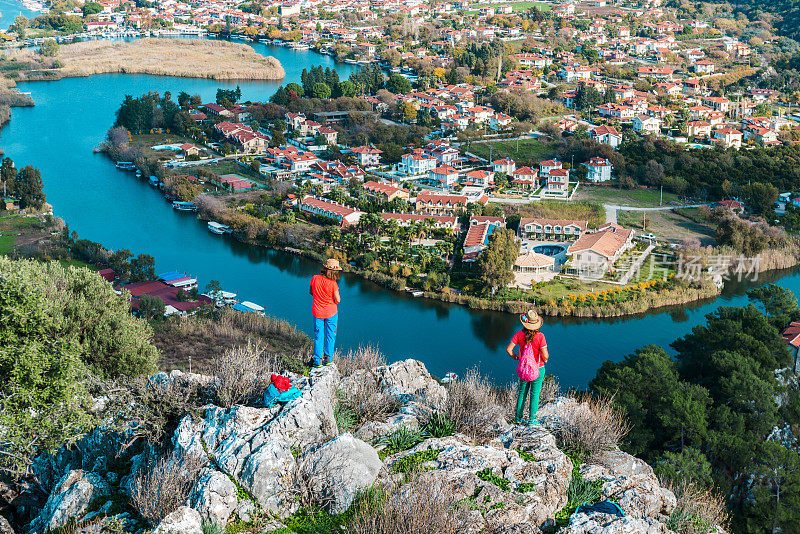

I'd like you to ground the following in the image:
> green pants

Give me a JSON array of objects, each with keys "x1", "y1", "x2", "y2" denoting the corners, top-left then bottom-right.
[{"x1": 516, "y1": 366, "x2": 545, "y2": 422}]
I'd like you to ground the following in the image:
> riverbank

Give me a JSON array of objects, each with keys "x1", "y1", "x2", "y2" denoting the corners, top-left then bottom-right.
[{"x1": 15, "y1": 38, "x2": 286, "y2": 80}]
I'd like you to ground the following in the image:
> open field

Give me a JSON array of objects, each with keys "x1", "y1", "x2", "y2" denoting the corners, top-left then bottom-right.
[
  {"x1": 617, "y1": 209, "x2": 716, "y2": 245},
  {"x1": 575, "y1": 186, "x2": 680, "y2": 208},
  {"x1": 55, "y1": 38, "x2": 285, "y2": 80},
  {"x1": 468, "y1": 138, "x2": 554, "y2": 164},
  {"x1": 508, "y1": 1, "x2": 551, "y2": 11},
  {"x1": 0, "y1": 214, "x2": 53, "y2": 255},
  {"x1": 131, "y1": 133, "x2": 198, "y2": 160}
]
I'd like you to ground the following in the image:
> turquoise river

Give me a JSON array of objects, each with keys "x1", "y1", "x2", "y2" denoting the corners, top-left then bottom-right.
[{"x1": 2, "y1": 34, "x2": 799, "y2": 388}]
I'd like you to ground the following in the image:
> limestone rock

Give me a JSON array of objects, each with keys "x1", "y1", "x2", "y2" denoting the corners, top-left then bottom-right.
[
  {"x1": 234, "y1": 500, "x2": 257, "y2": 523},
  {"x1": 154, "y1": 506, "x2": 203, "y2": 534},
  {"x1": 353, "y1": 409, "x2": 419, "y2": 443},
  {"x1": 496, "y1": 426, "x2": 573, "y2": 521},
  {"x1": 300, "y1": 433, "x2": 382, "y2": 514},
  {"x1": 563, "y1": 512, "x2": 677, "y2": 534},
  {"x1": 373, "y1": 359, "x2": 447, "y2": 404},
  {"x1": 238, "y1": 440, "x2": 296, "y2": 514},
  {"x1": 0, "y1": 515, "x2": 15, "y2": 534},
  {"x1": 188, "y1": 468, "x2": 239, "y2": 525},
  {"x1": 581, "y1": 450, "x2": 676, "y2": 518},
  {"x1": 30, "y1": 470, "x2": 111, "y2": 533},
  {"x1": 394, "y1": 436, "x2": 515, "y2": 473},
  {"x1": 492, "y1": 524, "x2": 543, "y2": 534}
]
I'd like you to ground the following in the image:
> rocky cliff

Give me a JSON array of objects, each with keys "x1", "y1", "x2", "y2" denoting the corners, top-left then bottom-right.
[{"x1": 8, "y1": 360, "x2": 725, "y2": 534}]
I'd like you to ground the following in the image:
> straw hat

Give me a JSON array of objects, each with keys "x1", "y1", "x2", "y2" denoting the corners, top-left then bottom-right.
[
  {"x1": 324, "y1": 258, "x2": 342, "y2": 271},
  {"x1": 520, "y1": 309, "x2": 543, "y2": 330}
]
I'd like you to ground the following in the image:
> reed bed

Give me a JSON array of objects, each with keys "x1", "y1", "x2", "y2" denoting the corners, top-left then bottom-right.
[{"x1": 56, "y1": 38, "x2": 285, "y2": 80}]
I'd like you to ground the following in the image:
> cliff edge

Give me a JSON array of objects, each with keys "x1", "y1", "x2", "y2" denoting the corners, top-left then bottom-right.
[{"x1": 9, "y1": 359, "x2": 725, "y2": 534}]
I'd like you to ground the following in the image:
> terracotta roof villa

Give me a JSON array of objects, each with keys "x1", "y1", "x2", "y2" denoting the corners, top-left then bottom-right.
[
  {"x1": 566, "y1": 225, "x2": 635, "y2": 273},
  {"x1": 518, "y1": 218, "x2": 588, "y2": 240},
  {"x1": 300, "y1": 196, "x2": 364, "y2": 227}
]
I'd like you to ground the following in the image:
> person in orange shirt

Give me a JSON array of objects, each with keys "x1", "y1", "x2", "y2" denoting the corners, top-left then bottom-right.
[{"x1": 309, "y1": 258, "x2": 342, "y2": 367}]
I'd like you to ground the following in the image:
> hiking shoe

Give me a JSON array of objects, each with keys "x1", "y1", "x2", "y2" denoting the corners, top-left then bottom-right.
[
  {"x1": 527, "y1": 419, "x2": 541, "y2": 426},
  {"x1": 323, "y1": 355, "x2": 334, "y2": 366},
  {"x1": 312, "y1": 362, "x2": 324, "y2": 369},
  {"x1": 514, "y1": 418, "x2": 529, "y2": 425}
]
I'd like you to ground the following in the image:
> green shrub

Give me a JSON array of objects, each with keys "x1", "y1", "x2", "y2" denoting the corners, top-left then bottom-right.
[
  {"x1": 334, "y1": 390, "x2": 356, "y2": 433},
  {"x1": 476, "y1": 468, "x2": 510, "y2": 491},
  {"x1": 554, "y1": 453, "x2": 603, "y2": 527},
  {"x1": 0, "y1": 257, "x2": 158, "y2": 379},
  {"x1": 379, "y1": 426, "x2": 425, "y2": 456},
  {"x1": 391, "y1": 449, "x2": 442, "y2": 475},
  {"x1": 422, "y1": 411, "x2": 456, "y2": 438},
  {"x1": 0, "y1": 258, "x2": 94, "y2": 475}
]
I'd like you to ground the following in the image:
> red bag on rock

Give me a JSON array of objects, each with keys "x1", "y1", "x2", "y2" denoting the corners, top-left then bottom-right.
[{"x1": 271, "y1": 374, "x2": 292, "y2": 392}]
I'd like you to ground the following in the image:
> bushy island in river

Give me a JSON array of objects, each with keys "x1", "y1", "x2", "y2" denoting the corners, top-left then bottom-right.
[
  {"x1": 2, "y1": 39, "x2": 285, "y2": 81},
  {"x1": 0, "y1": 254, "x2": 799, "y2": 534}
]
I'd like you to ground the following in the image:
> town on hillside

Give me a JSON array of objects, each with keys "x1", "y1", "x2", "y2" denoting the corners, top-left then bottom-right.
[{"x1": 5, "y1": 0, "x2": 800, "y2": 313}]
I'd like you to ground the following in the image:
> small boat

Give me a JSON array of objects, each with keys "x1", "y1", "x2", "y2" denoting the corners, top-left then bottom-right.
[
  {"x1": 232, "y1": 301, "x2": 265, "y2": 316},
  {"x1": 442, "y1": 372, "x2": 458, "y2": 384},
  {"x1": 116, "y1": 161, "x2": 135, "y2": 170},
  {"x1": 202, "y1": 289, "x2": 237, "y2": 307},
  {"x1": 407, "y1": 289, "x2": 424, "y2": 297},
  {"x1": 208, "y1": 221, "x2": 231, "y2": 234},
  {"x1": 172, "y1": 201, "x2": 198, "y2": 212},
  {"x1": 149, "y1": 176, "x2": 162, "y2": 187}
]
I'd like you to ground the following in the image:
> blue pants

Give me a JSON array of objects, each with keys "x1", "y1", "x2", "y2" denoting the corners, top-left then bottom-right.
[{"x1": 313, "y1": 313, "x2": 338, "y2": 365}]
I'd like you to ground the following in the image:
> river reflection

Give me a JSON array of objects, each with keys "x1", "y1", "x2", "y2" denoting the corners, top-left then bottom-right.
[{"x1": 1, "y1": 36, "x2": 799, "y2": 387}]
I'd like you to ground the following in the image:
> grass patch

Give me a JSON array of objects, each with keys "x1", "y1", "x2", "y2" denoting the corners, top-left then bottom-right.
[
  {"x1": 334, "y1": 390, "x2": 357, "y2": 434},
  {"x1": 467, "y1": 138, "x2": 553, "y2": 165},
  {"x1": 516, "y1": 449, "x2": 536, "y2": 462},
  {"x1": 476, "y1": 468, "x2": 510, "y2": 492},
  {"x1": 0, "y1": 234, "x2": 13, "y2": 256},
  {"x1": 554, "y1": 452, "x2": 604, "y2": 527},
  {"x1": 421, "y1": 411, "x2": 456, "y2": 438},
  {"x1": 377, "y1": 426, "x2": 425, "y2": 457},
  {"x1": 576, "y1": 186, "x2": 679, "y2": 208},
  {"x1": 391, "y1": 449, "x2": 442, "y2": 475}
]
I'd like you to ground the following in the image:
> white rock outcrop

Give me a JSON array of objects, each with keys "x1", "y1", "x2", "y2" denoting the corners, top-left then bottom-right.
[
  {"x1": 29, "y1": 470, "x2": 111, "y2": 533},
  {"x1": 300, "y1": 433, "x2": 383, "y2": 514},
  {"x1": 154, "y1": 506, "x2": 203, "y2": 534},
  {"x1": 18, "y1": 359, "x2": 689, "y2": 534},
  {"x1": 564, "y1": 512, "x2": 678, "y2": 534},
  {"x1": 581, "y1": 450, "x2": 677, "y2": 518},
  {"x1": 188, "y1": 468, "x2": 239, "y2": 525}
]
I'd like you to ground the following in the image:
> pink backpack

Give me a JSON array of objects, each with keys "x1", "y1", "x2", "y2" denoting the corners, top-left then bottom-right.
[{"x1": 517, "y1": 341, "x2": 540, "y2": 382}]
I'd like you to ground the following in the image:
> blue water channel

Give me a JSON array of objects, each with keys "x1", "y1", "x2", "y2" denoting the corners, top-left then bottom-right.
[{"x1": 1, "y1": 29, "x2": 799, "y2": 388}]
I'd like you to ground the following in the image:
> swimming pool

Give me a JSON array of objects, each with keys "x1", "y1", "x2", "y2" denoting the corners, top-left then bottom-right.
[{"x1": 533, "y1": 244, "x2": 567, "y2": 256}]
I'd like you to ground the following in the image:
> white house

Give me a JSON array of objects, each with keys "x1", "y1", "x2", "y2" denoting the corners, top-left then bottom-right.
[
  {"x1": 300, "y1": 196, "x2": 363, "y2": 227},
  {"x1": 590, "y1": 125, "x2": 623, "y2": 148},
  {"x1": 547, "y1": 169, "x2": 569, "y2": 193},
  {"x1": 583, "y1": 157, "x2": 613, "y2": 182},
  {"x1": 429, "y1": 165, "x2": 461, "y2": 188},
  {"x1": 350, "y1": 146, "x2": 383, "y2": 166},
  {"x1": 400, "y1": 153, "x2": 437, "y2": 175},
  {"x1": 492, "y1": 159, "x2": 516, "y2": 174},
  {"x1": 632, "y1": 115, "x2": 661, "y2": 136}
]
